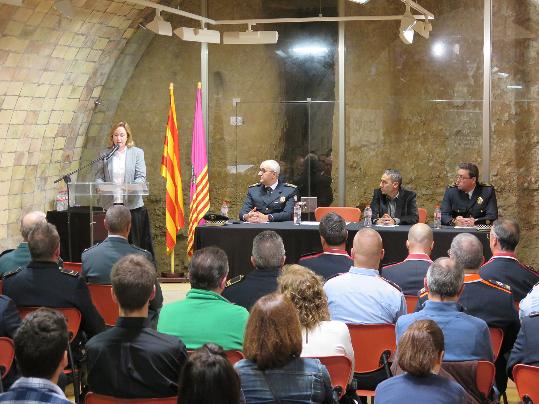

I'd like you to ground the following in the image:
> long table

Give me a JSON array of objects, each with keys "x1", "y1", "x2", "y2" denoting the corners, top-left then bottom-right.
[{"x1": 195, "y1": 222, "x2": 491, "y2": 278}]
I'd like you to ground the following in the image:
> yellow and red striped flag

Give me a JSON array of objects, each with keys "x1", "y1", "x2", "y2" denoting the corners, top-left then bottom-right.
[
  {"x1": 187, "y1": 82, "x2": 210, "y2": 257},
  {"x1": 161, "y1": 82, "x2": 184, "y2": 255}
]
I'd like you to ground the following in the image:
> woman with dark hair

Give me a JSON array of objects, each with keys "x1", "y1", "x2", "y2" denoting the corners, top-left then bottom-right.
[
  {"x1": 235, "y1": 293, "x2": 334, "y2": 404},
  {"x1": 178, "y1": 343, "x2": 242, "y2": 404},
  {"x1": 375, "y1": 320, "x2": 466, "y2": 403}
]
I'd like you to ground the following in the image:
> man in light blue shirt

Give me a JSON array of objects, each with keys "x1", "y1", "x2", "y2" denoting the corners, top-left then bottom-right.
[
  {"x1": 323, "y1": 228, "x2": 406, "y2": 324},
  {"x1": 519, "y1": 283, "x2": 539, "y2": 319}
]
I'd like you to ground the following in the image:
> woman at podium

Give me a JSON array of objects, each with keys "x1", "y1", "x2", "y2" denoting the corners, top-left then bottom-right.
[{"x1": 95, "y1": 121, "x2": 155, "y2": 259}]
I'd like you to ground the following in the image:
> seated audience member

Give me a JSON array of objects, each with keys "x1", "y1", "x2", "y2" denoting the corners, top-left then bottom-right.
[
  {"x1": 381, "y1": 223, "x2": 433, "y2": 295},
  {"x1": 480, "y1": 218, "x2": 539, "y2": 302},
  {"x1": 86, "y1": 254, "x2": 188, "y2": 398},
  {"x1": 223, "y1": 230, "x2": 285, "y2": 311},
  {"x1": 178, "y1": 343, "x2": 242, "y2": 404},
  {"x1": 0, "y1": 295, "x2": 20, "y2": 338},
  {"x1": 507, "y1": 313, "x2": 539, "y2": 379},
  {"x1": 397, "y1": 257, "x2": 493, "y2": 361},
  {"x1": 375, "y1": 320, "x2": 465, "y2": 404},
  {"x1": 324, "y1": 228, "x2": 406, "y2": 324},
  {"x1": 519, "y1": 283, "x2": 539, "y2": 319},
  {"x1": 82, "y1": 205, "x2": 163, "y2": 326},
  {"x1": 298, "y1": 212, "x2": 353, "y2": 280},
  {"x1": 278, "y1": 264, "x2": 354, "y2": 379},
  {"x1": 3, "y1": 222, "x2": 105, "y2": 341},
  {"x1": 158, "y1": 247, "x2": 248, "y2": 350},
  {"x1": 0, "y1": 308, "x2": 71, "y2": 404},
  {"x1": 235, "y1": 293, "x2": 334, "y2": 404},
  {"x1": 0, "y1": 211, "x2": 46, "y2": 275}
]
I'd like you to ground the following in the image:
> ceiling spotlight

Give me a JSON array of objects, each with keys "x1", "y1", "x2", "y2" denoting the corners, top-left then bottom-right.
[
  {"x1": 349, "y1": 0, "x2": 371, "y2": 3},
  {"x1": 223, "y1": 29, "x2": 278, "y2": 45},
  {"x1": 145, "y1": 9, "x2": 172, "y2": 36},
  {"x1": 174, "y1": 27, "x2": 220, "y2": 44},
  {"x1": 54, "y1": 0, "x2": 74, "y2": 18},
  {"x1": 399, "y1": 4, "x2": 416, "y2": 45}
]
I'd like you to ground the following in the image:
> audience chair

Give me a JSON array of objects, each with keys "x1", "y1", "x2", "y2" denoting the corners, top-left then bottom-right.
[
  {"x1": 63, "y1": 262, "x2": 82, "y2": 273},
  {"x1": 309, "y1": 355, "x2": 352, "y2": 400},
  {"x1": 488, "y1": 327, "x2": 504, "y2": 362},
  {"x1": 418, "y1": 208, "x2": 427, "y2": 224},
  {"x1": 404, "y1": 295, "x2": 419, "y2": 314},
  {"x1": 513, "y1": 364, "x2": 539, "y2": 404},
  {"x1": 225, "y1": 350, "x2": 245, "y2": 365},
  {"x1": 85, "y1": 392, "x2": 177, "y2": 403},
  {"x1": 475, "y1": 361, "x2": 496, "y2": 399},
  {"x1": 87, "y1": 284, "x2": 119, "y2": 327},
  {"x1": 0, "y1": 337, "x2": 14, "y2": 393},
  {"x1": 347, "y1": 324, "x2": 396, "y2": 402},
  {"x1": 315, "y1": 207, "x2": 361, "y2": 222}
]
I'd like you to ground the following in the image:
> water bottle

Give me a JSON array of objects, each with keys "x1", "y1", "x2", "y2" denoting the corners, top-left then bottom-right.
[
  {"x1": 294, "y1": 203, "x2": 302, "y2": 225},
  {"x1": 220, "y1": 200, "x2": 229, "y2": 218},
  {"x1": 434, "y1": 205, "x2": 442, "y2": 229},
  {"x1": 363, "y1": 205, "x2": 372, "y2": 227}
]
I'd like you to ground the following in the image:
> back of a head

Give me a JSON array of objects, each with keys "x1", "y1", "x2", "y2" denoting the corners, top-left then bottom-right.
[
  {"x1": 20, "y1": 211, "x2": 46, "y2": 241},
  {"x1": 407, "y1": 223, "x2": 433, "y2": 251},
  {"x1": 105, "y1": 205, "x2": 131, "y2": 234},
  {"x1": 252, "y1": 230, "x2": 285, "y2": 269},
  {"x1": 14, "y1": 308, "x2": 68, "y2": 379},
  {"x1": 28, "y1": 222, "x2": 60, "y2": 261},
  {"x1": 426, "y1": 257, "x2": 464, "y2": 298},
  {"x1": 397, "y1": 319, "x2": 444, "y2": 377},
  {"x1": 492, "y1": 218, "x2": 520, "y2": 251},
  {"x1": 278, "y1": 264, "x2": 329, "y2": 330},
  {"x1": 449, "y1": 233, "x2": 483, "y2": 270},
  {"x1": 243, "y1": 293, "x2": 302, "y2": 370},
  {"x1": 319, "y1": 213, "x2": 348, "y2": 246},
  {"x1": 352, "y1": 228, "x2": 383, "y2": 268},
  {"x1": 189, "y1": 246, "x2": 229, "y2": 290},
  {"x1": 178, "y1": 343, "x2": 241, "y2": 404},
  {"x1": 111, "y1": 254, "x2": 156, "y2": 312}
]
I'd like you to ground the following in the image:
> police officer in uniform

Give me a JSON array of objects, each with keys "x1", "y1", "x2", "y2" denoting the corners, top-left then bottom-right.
[
  {"x1": 239, "y1": 160, "x2": 297, "y2": 222},
  {"x1": 441, "y1": 163, "x2": 498, "y2": 226}
]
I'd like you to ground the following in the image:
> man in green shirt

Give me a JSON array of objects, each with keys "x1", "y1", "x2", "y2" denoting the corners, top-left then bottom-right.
[{"x1": 157, "y1": 246, "x2": 249, "y2": 350}]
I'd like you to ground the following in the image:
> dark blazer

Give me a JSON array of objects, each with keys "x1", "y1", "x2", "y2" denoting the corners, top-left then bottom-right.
[
  {"x1": 222, "y1": 267, "x2": 280, "y2": 311},
  {"x1": 298, "y1": 249, "x2": 353, "y2": 281},
  {"x1": 441, "y1": 183, "x2": 498, "y2": 225},
  {"x1": 370, "y1": 188, "x2": 418, "y2": 225},
  {"x1": 239, "y1": 182, "x2": 297, "y2": 222},
  {"x1": 507, "y1": 314, "x2": 539, "y2": 378},
  {"x1": 381, "y1": 254, "x2": 432, "y2": 295},
  {"x1": 0, "y1": 295, "x2": 21, "y2": 338}
]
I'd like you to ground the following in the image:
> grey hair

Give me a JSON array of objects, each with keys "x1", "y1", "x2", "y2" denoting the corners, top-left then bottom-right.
[
  {"x1": 252, "y1": 230, "x2": 285, "y2": 269},
  {"x1": 449, "y1": 233, "x2": 484, "y2": 270},
  {"x1": 384, "y1": 169, "x2": 402, "y2": 186},
  {"x1": 426, "y1": 257, "x2": 463, "y2": 298},
  {"x1": 20, "y1": 211, "x2": 47, "y2": 241},
  {"x1": 491, "y1": 218, "x2": 520, "y2": 251},
  {"x1": 261, "y1": 160, "x2": 280, "y2": 175}
]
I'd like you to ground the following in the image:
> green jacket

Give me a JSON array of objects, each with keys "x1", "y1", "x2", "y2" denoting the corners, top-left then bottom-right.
[
  {"x1": 0, "y1": 243, "x2": 30, "y2": 275},
  {"x1": 157, "y1": 288, "x2": 249, "y2": 350}
]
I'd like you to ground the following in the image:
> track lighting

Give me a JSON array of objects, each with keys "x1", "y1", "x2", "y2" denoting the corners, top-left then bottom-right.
[
  {"x1": 174, "y1": 27, "x2": 221, "y2": 44},
  {"x1": 146, "y1": 9, "x2": 172, "y2": 36}
]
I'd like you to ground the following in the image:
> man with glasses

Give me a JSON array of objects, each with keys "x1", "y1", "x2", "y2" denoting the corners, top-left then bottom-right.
[
  {"x1": 441, "y1": 163, "x2": 498, "y2": 226},
  {"x1": 239, "y1": 160, "x2": 297, "y2": 223}
]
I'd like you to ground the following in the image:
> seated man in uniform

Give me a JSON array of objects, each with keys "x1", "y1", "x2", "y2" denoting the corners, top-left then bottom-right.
[
  {"x1": 369, "y1": 169, "x2": 418, "y2": 225},
  {"x1": 480, "y1": 218, "x2": 539, "y2": 302},
  {"x1": 298, "y1": 212, "x2": 352, "y2": 281},
  {"x1": 507, "y1": 312, "x2": 539, "y2": 379},
  {"x1": 86, "y1": 254, "x2": 188, "y2": 398},
  {"x1": 380, "y1": 223, "x2": 433, "y2": 295},
  {"x1": 397, "y1": 257, "x2": 493, "y2": 362},
  {"x1": 158, "y1": 247, "x2": 249, "y2": 350},
  {"x1": 239, "y1": 159, "x2": 297, "y2": 222},
  {"x1": 82, "y1": 205, "x2": 163, "y2": 326},
  {"x1": 441, "y1": 162, "x2": 498, "y2": 226}
]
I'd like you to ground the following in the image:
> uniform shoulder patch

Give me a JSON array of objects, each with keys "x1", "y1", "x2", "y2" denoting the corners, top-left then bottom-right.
[
  {"x1": 131, "y1": 245, "x2": 151, "y2": 254},
  {"x1": 60, "y1": 268, "x2": 80, "y2": 277},
  {"x1": 226, "y1": 275, "x2": 244, "y2": 288},
  {"x1": 83, "y1": 243, "x2": 100, "y2": 253},
  {"x1": 486, "y1": 279, "x2": 511, "y2": 293},
  {"x1": 419, "y1": 287, "x2": 428, "y2": 297},
  {"x1": 283, "y1": 183, "x2": 297, "y2": 188},
  {"x1": 248, "y1": 183, "x2": 259, "y2": 188},
  {"x1": 2, "y1": 267, "x2": 22, "y2": 278},
  {"x1": 380, "y1": 276, "x2": 402, "y2": 292},
  {"x1": 530, "y1": 311, "x2": 539, "y2": 318}
]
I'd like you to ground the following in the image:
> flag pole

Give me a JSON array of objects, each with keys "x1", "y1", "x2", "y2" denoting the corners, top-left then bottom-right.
[{"x1": 171, "y1": 248, "x2": 174, "y2": 273}]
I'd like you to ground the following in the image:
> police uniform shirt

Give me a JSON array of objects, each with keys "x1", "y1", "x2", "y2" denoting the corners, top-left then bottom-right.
[
  {"x1": 380, "y1": 253, "x2": 432, "y2": 296},
  {"x1": 440, "y1": 183, "x2": 498, "y2": 225},
  {"x1": 519, "y1": 283, "x2": 539, "y2": 320},
  {"x1": 298, "y1": 248, "x2": 353, "y2": 281},
  {"x1": 0, "y1": 243, "x2": 30, "y2": 275},
  {"x1": 507, "y1": 314, "x2": 539, "y2": 378},
  {"x1": 222, "y1": 267, "x2": 280, "y2": 311},
  {"x1": 323, "y1": 266, "x2": 406, "y2": 324},
  {"x1": 239, "y1": 181, "x2": 297, "y2": 222},
  {"x1": 480, "y1": 253, "x2": 539, "y2": 302}
]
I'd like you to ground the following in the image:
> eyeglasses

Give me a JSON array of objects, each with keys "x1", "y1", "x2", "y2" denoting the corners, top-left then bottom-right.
[
  {"x1": 259, "y1": 168, "x2": 274, "y2": 174},
  {"x1": 455, "y1": 175, "x2": 472, "y2": 181}
]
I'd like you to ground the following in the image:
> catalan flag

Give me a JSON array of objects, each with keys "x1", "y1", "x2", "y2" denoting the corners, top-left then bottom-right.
[
  {"x1": 187, "y1": 82, "x2": 210, "y2": 257},
  {"x1": 161, "y1": 83, "x2": 184, "y2": 256}
]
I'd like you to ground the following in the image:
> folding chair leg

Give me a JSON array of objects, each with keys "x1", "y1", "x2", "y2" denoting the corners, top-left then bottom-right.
[
  {"x1": 501, "y1": 391, "x2": 507, "y2": 404},
  {"x1": 66, "y1": 344, "x2": 80, "y2": 404}
]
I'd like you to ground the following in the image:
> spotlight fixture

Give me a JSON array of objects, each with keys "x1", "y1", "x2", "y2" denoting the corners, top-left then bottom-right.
[
  {"x1": 54, "y1": 0, "x2": 74, "y2": 18},
  {"x1": 223, "y1": 25, "x2": 278, "y2": 45},
  {"x1": 349, "y1": 0, "x2": 371, "y2": 3},
  {"x1": 174, "y1": 27, "x2": 221, "y2": 44},
  {"x1": 399, "y1": 4, "x2": 416, "y2": 44},
  {"x1": 145, "y1": 9, "x2": 172, "y2": 36}
]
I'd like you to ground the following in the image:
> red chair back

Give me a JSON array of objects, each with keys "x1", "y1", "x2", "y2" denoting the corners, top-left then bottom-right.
[
  {"x1": 87, "y1": 284, "x2": 119, "y2": 327},
  {"x1": 0, "y1": 337, "x2": 14, "y2": 380},
  {"x1": 315, "y1": 207, "x2": 361, "y2": 222},
  {"x1": 63, "y1": 262, "x2": 82, "y2": 273},
  {"x1": 513, "y1": 364, "x2": 539, "y2": 404},
  {"x1": 85, "y1": 392, "x2": 177, "y2": 403},
  {"x1": 347, "y1": 323, "x2": 396, "y2": 374},
  {"x1": 225, "y1": 350, "x2": 244, "y2": 365},
  {"x1": 488, "y1": 327, "x2": 504, "y2": 361},
  {"x1": 18, "y1": 307, "x2": 81, "y2": 342},
  {"x1": 0, "y1": 279, "x2": 3, "y2": 295},
  {"x1": 475, "y1": 361, "x2": 495, "y2": 398},
  {"x1": 311, "y1": 356, "x2": 352, "y2": 399},
  {"x1": 404, "y1": 295, "x2": 419, "y2": 314},
  {"x1": 418, "y1": 208, "x2": 428, "y2": 224}
]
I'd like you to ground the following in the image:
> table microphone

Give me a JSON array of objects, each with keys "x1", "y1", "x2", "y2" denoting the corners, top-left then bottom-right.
[{"x1": 104, "y1": 144, "x2": 119, "y2": 160}]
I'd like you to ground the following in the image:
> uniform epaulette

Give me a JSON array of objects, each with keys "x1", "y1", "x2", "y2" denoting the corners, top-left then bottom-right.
[
  {"x1": 530, "y1": 311, "x2": 539, "y2": 318},
  {"x1": 380, "y1": 276, "x2": 402, "y2": 292},
  {"x1": 299, "y1": 251, "x2": 322, "y2": 260},
  {"x1": 226, "y1": 275, "x2": 244, "y2": 288},
  {"x1": 82, "y1": 243, "x2": 100, "y2": 253},
  {"x1": 130, "y1": 244, "x2": 150, "y2": 254},
  {"x1": 60, "y1": 268, "x2": 80, "y2": 277},
  {"x1": 448, "y1": 184, "x2": 457, "y2": 188},
  {"x1": 419, "y1": 287, "x2": 428, "y2": 297},
  {"x1": 283, "y1": 183, "x2": 297, "y2": 188},
  {"x1": 248, "y1": 183, "x2": 259, "y2": 188},
  {"x1": 525, "y1": 265, "x2": 539, "y2": 275},
  {"x1": 485, "y1": 279, "x2": 511, "y2": 293},
  {"x1": 2, "y1": 267, "x2": 22, "y2": 278}
]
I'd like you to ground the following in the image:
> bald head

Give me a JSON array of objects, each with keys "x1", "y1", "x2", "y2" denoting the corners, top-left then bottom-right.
[
  {"x1": 407, "y1": 223, "x2": 434, "y2": 255},
  {"x1": 351, "y1": 228, "x2": 384, "y2": 270},
  {"x1": 20, "y1": 211, "x2": 47, "y2": 241},
  {"x1": 449, "y1": 233, "x2": 483, "y2": 272}
]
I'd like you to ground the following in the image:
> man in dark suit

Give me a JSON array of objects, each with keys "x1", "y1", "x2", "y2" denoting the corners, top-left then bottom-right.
[
  {"x1": 507, "y1": 313, "x2": 539, "y2": 379},
  {"x1": 86, "y1": 254, "x2": 188, "y2": 398},
  {"x1": 0, "y1": 296, "x2": 20, "y2": 338},
  {"x1": 441, "y1": 162, "x2": 498, "y2": 226},
  {"x1": 370, "y1": 169, "x2": 418, "y2": 225},
  {"x1": 82, "y1": 205, "x2": 163, "y2": 326},
  {"x1": 223, "y1": 231, "x2": 285, "y2": 311},
  {"x1": 239, "y1": 160, "x2": 297, "y2": 222}
]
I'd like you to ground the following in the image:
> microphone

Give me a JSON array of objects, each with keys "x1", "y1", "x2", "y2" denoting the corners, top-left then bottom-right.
[{"x1": 104, "y1": 144, "x2": 119, "y2": 160}]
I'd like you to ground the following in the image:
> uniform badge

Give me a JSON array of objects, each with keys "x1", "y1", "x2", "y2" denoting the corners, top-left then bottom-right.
[
  {"x1": 280, "y1": 196, "x2": 286, "y2": 203},
  {"x1": 477, "y1": 196, "x2": 483, "y2": 205}
]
